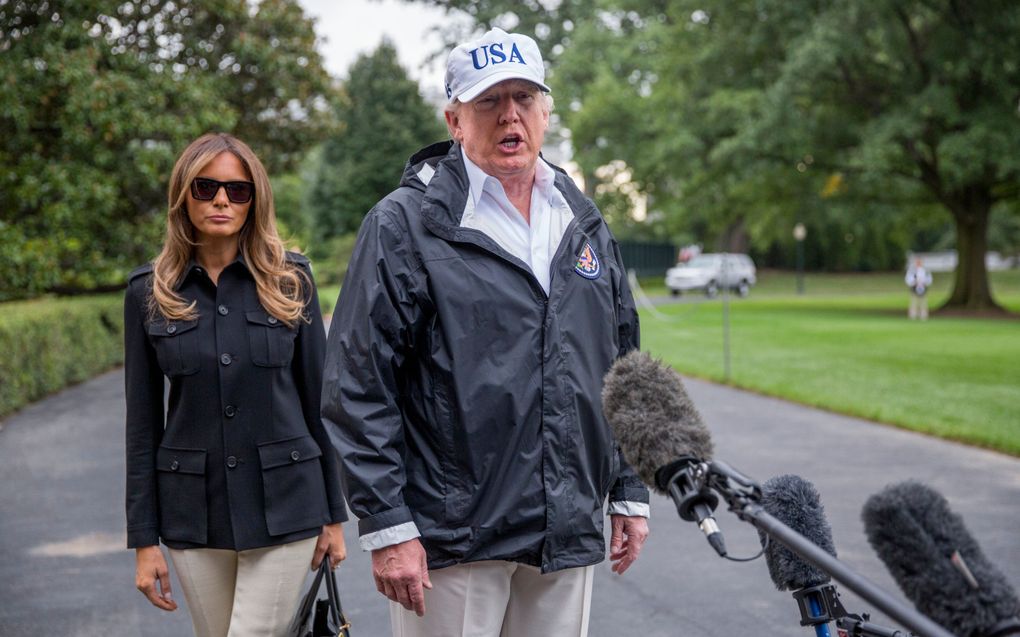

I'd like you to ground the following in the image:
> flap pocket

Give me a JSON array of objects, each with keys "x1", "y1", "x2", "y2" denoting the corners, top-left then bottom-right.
[
  {"x1": 147, "y1": 319, "x2": 199, "y2": 338},
  {"x1": 156, "y1": 446, "x2": 207, "y2": 475},
  {"x1": 258, "y1": 435, "x2": 323, "y2": 470},
  {"x1": 246, "y1": 310, "x2": 295, "y2": 367},
  {"x1": 245, "y1": 309, "x2": 285, "y2": 328},
  {"x1": 146, "y1": 319, "x2": 201, "y2": 377},
  {"x1": 258, "y1": 435, "x2": 328, "y2": 536},
  {"x1": 155, "y1": 446, "x2": 207, "y2": 544}
]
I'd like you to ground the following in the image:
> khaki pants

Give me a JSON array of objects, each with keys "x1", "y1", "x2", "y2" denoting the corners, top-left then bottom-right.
[
  {"x1": 168, "y1": 536, "x2": 317, "y2": 637},
  {"x1": 390, "y1": 560, "x2": 594, "y2": 637},
  {"x1": 909, "y1": 293, "x2": 929, "y2": 320}
]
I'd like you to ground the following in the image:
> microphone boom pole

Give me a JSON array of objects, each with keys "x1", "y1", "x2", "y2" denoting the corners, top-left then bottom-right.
[{"x1": 697, "y1": 463, "x2": 956, "y2": 637}]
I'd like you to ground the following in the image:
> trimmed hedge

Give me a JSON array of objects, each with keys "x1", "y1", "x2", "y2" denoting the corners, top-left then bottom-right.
[{"x1": 0, "y1": 293, "x2": 124, "y2": 419}]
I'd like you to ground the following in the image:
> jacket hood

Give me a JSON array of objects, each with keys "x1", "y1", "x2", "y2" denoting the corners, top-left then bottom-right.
[{"x1": 399, "y1": 140, "x2": 457, "y2": 192}]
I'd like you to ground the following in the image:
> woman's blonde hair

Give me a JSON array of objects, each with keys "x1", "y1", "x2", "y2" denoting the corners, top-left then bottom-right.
[{"x1": 149, "y1": 133, "x2": 309, "y2": 327}]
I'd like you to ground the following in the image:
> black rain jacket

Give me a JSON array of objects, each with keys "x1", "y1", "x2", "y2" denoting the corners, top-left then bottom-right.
[{"x1": 322, "y1": 141, "x2": 648, "y2": 573}]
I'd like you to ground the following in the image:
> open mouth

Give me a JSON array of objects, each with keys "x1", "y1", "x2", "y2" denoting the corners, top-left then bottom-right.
[{"x1": 499, "y1": 134, "x2": 522, "y2": 150}]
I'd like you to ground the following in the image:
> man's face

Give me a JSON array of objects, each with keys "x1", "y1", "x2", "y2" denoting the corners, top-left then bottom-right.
[{"x1": 446, "y1": 79, "x2": 549, "y2": 183}]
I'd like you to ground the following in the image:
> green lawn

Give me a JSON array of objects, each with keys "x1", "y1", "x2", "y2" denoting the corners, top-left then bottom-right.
[{"x1": 637, "y1": 270, "x2": 1020, "y2": 456}]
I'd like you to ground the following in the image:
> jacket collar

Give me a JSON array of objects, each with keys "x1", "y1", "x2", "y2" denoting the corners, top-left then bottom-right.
[
  {"x1": 178, "y1": 250, "x2": 250, "y2": 290},
  {"x1": 461, "y1": 146, "x2": 560, "y2": 213},
  {"x1": 407, "y1": 141, "x2": 604, "y2": 240}
]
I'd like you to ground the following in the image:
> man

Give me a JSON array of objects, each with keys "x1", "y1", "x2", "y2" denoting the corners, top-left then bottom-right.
[
  {"x1": 905, "y1": 258, "x2": 933, "y2": 320},
  {"x1": 321, "y1": 27, "x2": 649, "y2": 636}
]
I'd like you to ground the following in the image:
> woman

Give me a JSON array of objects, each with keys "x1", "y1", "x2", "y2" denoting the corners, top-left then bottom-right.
[{"x1": 124, "y1": 133, "x2": 346, "y2": 636}]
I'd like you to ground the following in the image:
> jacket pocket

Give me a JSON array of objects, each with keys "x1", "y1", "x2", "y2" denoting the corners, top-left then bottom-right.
[
  {"x1": 156, "y1": 446, "x2": 207, "y2": 544},
  {"x1": 246, "y1": 310, "x2": 296, "y2": 367},
  {"x1": 257, "y1": 434, "x2": 329, "y2": 536},
  {"x1": 147, "y1": 320, "x2": 200, "y2": 376},
  {"x1": 602, "y1": 446, "x2": 621, "y2": 498},
  {"x1": 431, "y1": 382, "x2": 471, "y2": 524}
]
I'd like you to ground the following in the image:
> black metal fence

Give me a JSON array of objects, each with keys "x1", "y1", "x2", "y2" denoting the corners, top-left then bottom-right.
[{"x1": 617, "y1": 241, "x2": 678, "y2": 278}]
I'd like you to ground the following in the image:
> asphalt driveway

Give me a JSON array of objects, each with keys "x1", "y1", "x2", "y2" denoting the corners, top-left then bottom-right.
[{"x1": 1, "y1": 367, "x2": 1017, "y2": 636}]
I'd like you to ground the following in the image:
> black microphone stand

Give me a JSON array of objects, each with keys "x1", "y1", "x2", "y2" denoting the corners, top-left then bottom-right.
[
  {"x1": 688, "y1": 460, "x2": 956, "y2": 637},
  {"x1": 791, "y1": 582, "x2": 911, "y2": 636}
]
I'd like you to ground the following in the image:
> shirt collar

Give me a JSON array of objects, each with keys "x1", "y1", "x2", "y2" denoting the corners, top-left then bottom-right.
[
  {"x1": 179, "y1": 250, "x2": 249, "y2": 289},
  {"x1": 533, "y1": 155, "x2": 556, "y2": 194},
  {"x1": 460, "y1": 147, "x2": 556, "y2": 208}
]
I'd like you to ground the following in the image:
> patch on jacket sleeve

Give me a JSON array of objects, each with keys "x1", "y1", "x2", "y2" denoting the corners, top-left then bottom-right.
[{"x1": 574, "y1": 242, "x2": 601, "y2": 280}]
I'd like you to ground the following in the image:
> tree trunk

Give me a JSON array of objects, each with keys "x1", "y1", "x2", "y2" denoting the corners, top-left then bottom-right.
[
  {"x1": 720, "y1": 217, "x2": 750, "y2": 254},
  {"x1": 582, "y1": 165, "x2": 597, "y2": 200},
  {"x1": 941, "y1": 191, "x2": 1003, "y2": 312}
]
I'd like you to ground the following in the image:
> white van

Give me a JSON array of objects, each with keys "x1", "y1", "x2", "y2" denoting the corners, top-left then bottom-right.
[{"x1": 664, "y1": 253, "x2": 757, "y2": 297}]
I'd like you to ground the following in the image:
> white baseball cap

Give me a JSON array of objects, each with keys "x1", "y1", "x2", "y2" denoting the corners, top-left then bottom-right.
[{"x1": 444, "y1": 27, "x2": 551, "y2": 103}]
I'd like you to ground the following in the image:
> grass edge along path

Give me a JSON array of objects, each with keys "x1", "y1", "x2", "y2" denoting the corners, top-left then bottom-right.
[{"x1": 639, "y1": 294, "x2": 1020, "y2": 458}]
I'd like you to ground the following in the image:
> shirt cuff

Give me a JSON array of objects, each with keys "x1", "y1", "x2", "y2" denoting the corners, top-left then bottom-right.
[
  {"x1": 607, "y1": 500, "x2": 650, "y2": 518},
  {"x1": 359, "y1": 521, "x2": 421, "y2": 551}
]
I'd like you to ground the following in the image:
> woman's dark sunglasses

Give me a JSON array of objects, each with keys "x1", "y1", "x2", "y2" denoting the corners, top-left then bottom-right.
[{"x1": 190, "y1": 177, "x2": 255, "y2": 204}]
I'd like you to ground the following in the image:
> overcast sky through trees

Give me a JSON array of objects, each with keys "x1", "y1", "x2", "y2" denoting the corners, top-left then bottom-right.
[{"x1": 297, "y1": 0, "x2": 454, "y2": 100}]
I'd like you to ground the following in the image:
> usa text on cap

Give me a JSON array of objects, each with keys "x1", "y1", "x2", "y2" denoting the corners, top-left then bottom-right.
[{"x1": 445, "y1": 27, "x2": 551, "y2": 102}]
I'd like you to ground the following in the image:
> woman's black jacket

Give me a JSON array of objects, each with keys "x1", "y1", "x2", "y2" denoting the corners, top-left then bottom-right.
[{"x1": 124, "y1": 252, "x2": 347, "y2": 550}]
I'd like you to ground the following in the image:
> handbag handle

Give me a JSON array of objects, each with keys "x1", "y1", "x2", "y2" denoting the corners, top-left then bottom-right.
[
  {"x1": 323, "y1": 557, "x2": 351, "y2": 634},
  {"x1": 287, "y1": 559, "x2": 327, "y2": 637}
]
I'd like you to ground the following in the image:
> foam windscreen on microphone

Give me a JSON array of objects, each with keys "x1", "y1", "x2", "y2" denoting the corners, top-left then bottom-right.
[
  {"x1": 601, "y1": 350, "x2": 713, "y2": 492},
  {"x1": 862, "y1": 481, "x2": 1020, "y2": 637},
  {"x1": 759, "y1": 474, "x2": 837, "y2": 591}
]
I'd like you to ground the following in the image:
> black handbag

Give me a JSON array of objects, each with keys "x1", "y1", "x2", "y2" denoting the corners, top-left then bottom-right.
[{"x1": 288, "y1": 557, "x2": 351, "y2": 637}]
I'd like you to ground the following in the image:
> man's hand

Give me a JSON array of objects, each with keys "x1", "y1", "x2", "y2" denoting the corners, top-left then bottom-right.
[
  {"x1": 135, "y1": 545, "x2": 178, "y2": 611},
  {"x1": 311, "y1": 523, "x2": 347, "y2": 570},
  {"x1": 372, "y1": 538, "x2": 432, "y2": 616},
  {"x1": 609, "y1": 514, "x2": 649, "y2": 575}
]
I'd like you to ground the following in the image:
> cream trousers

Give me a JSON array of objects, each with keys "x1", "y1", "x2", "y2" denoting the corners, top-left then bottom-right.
[
  {"x1": 168, "y1": 536, "x2": 317, "y2": 637},
  {"x1": 389, "y1": 560, "x2": 594, "y2": 637},
  {"x1": 909, "y1": 294, "x2": 929, "y2": 320}
]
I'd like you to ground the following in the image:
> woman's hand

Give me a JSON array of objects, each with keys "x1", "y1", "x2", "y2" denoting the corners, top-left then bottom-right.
[
  {"x1": 135, "y1": 545, "x2": 178, "y2": 611},
  {"x1": 311, "y1": 523, "x2": 347, "y2": 570}
]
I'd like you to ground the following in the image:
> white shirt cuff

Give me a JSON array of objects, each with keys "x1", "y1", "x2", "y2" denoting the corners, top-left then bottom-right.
[
  {"x1": 607, "y1": 500, "x2": 650, "y2": 518},
  {"x1": 359, "y1": 521, "x2": 421, "y2": 551}
]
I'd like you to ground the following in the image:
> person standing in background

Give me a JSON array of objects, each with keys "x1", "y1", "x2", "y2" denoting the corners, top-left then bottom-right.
[{"x1": 905, "y1": 257, "x2": 934, "y2": 320}]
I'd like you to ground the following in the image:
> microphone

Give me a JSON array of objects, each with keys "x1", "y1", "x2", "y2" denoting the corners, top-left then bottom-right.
[
  {"x1": 762, "y1": 476, "x2": 915, "y2": 637},
  {"x1": 863, "y1": 481, "x2": 1020, "y2": 637},
  {"x1": 760, "y1": 475, "x2": 841, "y2": 637},
  {"x1": 601, "y1": 350, "x2": 725, "y2": 556},
  {"x1": 601, "y1": 353, "x2": 956, "y2": 637},
  {"x1": 760, "y1": 475, "x2": 837, "y2": 589}
]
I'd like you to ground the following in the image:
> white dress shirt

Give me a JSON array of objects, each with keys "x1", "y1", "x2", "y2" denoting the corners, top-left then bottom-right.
[{"x1": 459, "y1": 148, "x2": 574, "y2": 295}]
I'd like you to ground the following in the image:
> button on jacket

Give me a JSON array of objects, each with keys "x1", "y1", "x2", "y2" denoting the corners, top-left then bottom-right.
[
  {"x1": 322, "y1": 141, "x2": 649, "y2": 574},
  {"x1": 124, "y1": 252, "x2": 347, "y2": 550}
]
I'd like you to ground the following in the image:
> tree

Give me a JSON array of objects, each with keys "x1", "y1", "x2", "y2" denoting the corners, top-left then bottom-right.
[
  {"x1": 555, "y1": 2, "x2": 919, "y2": 270},
  {"x1": 164, "y1": 0, "x2": 337, "y2": 173},
  {"x1": 733, "y1": 0, "x2": 1020, "y2": 310},
  {"x1": 409, "y1": 0, "x2": 1020, "y2": 311},
  {"x1": 0, "y1": 0, "x2": 333, "y2": 299},
  {"x1": 309, "y1": 41, "x2": 445, "y2": 241}
]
